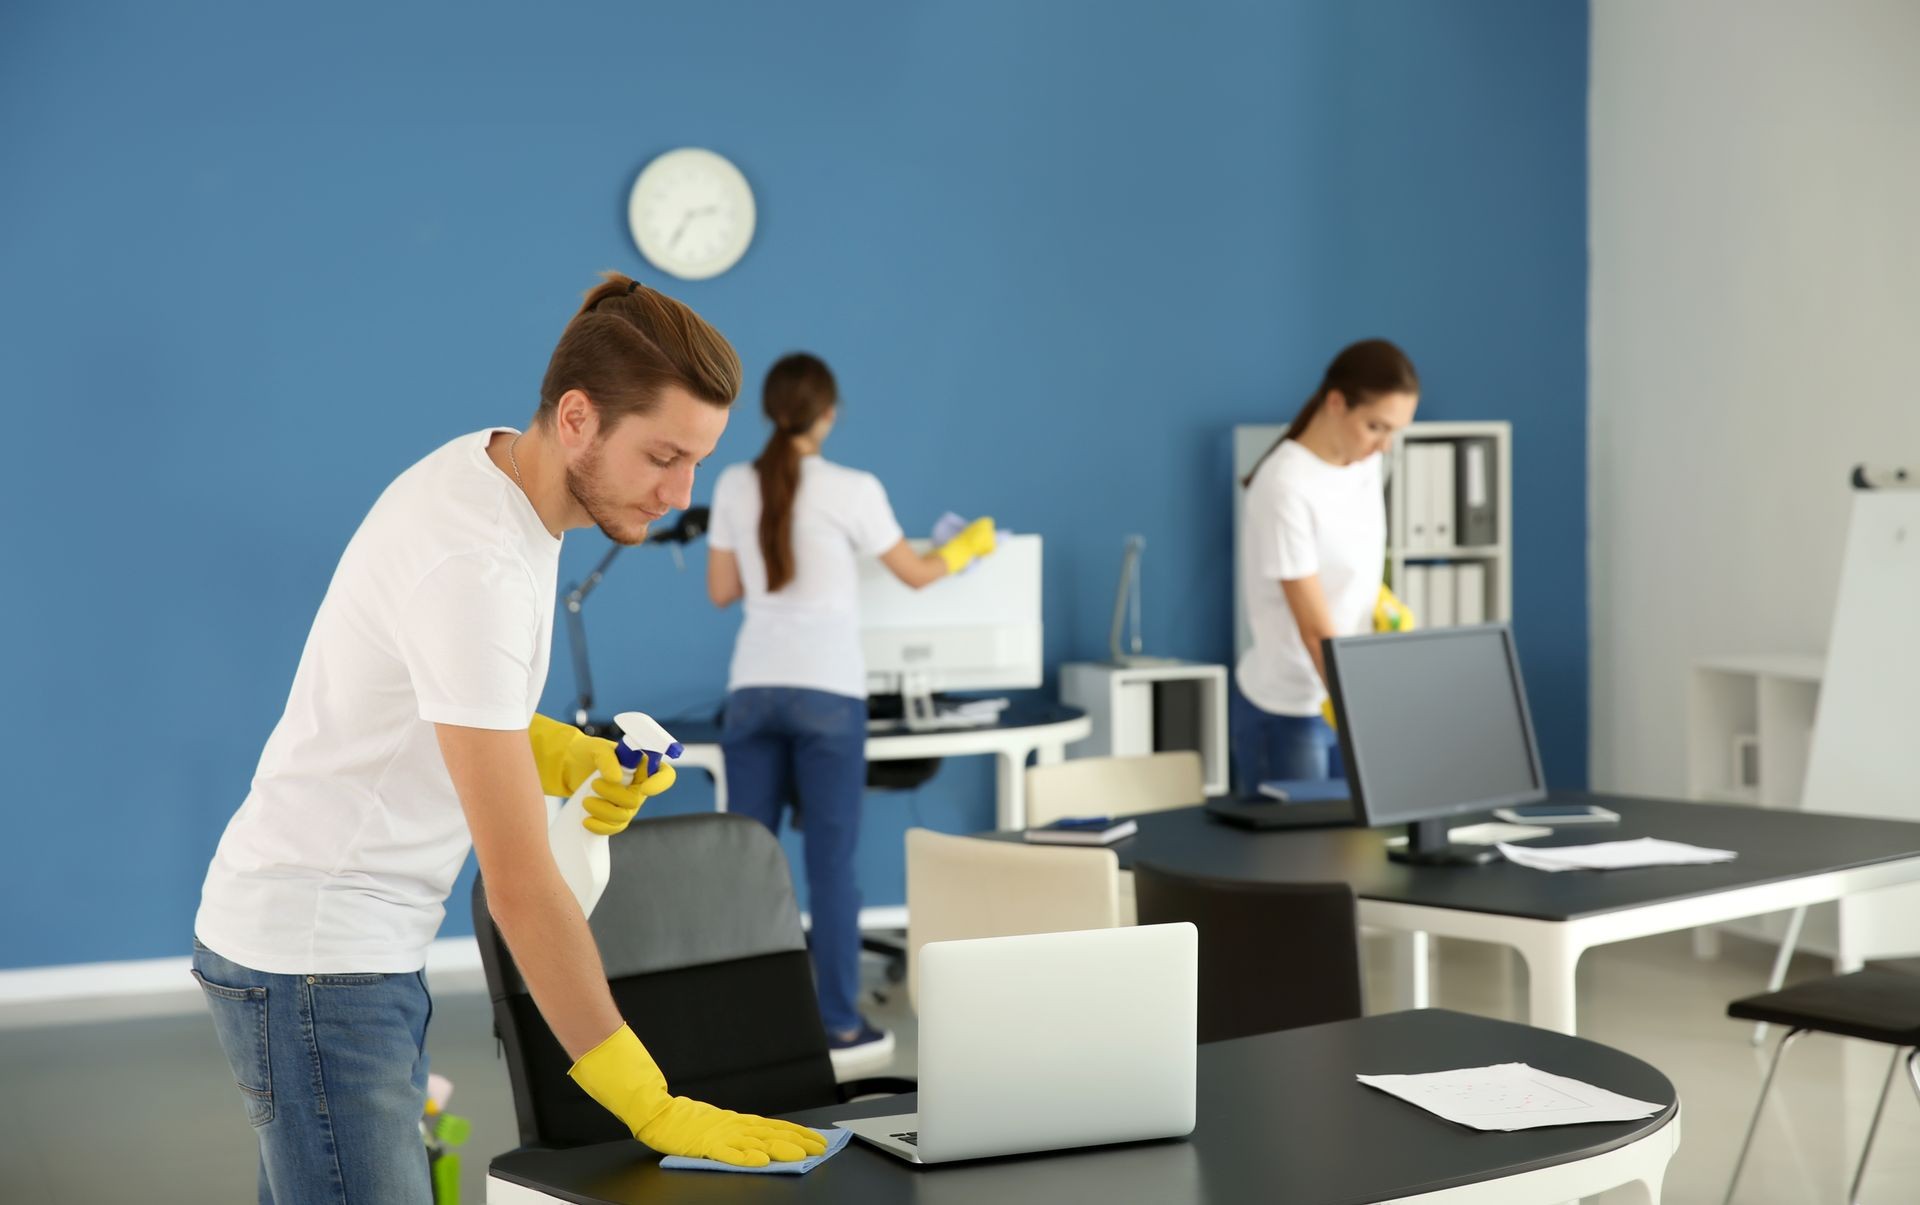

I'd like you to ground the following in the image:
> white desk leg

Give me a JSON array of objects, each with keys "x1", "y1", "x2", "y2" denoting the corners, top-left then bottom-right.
[
  {"x1": 1516, "y1": 930, "x2": 1583, "y2": 1036},
  {"x1": 1381, "y1": 930, "x2": 1431, "y2": 1011},
  {"x1": 488, "y1": 1174, "x2": 567, "y2": 1203},
  {"x1": 996, "y1": 749, "x2": 1027, "y2": 831},
  {"x1": 1834, "y1": 897, "x2": 1866, "y2": 975},
  {"x1": 1034, "y1": 739, "x2": 1065, "y2": 767}
]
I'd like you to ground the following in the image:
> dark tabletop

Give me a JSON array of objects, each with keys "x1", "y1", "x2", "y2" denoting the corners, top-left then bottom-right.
[
  {"x1": 489, "y1": 1008, "x2": 1678, "y2": 1205},
  {"x1": 983, "y1": 792, "x2": 1920, "y2": 921},
  {"x1": 665, "y1": 698, "x2": 1085, "y2": 746}
]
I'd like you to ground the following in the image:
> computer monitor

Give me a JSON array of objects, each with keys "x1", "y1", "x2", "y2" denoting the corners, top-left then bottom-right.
[
  {"x1": 1323, "y1": 622, "x2": 1547, "y2": 866},
  {"x1": 857, "y1": 533, "x2": 1043, "y2": 698}
]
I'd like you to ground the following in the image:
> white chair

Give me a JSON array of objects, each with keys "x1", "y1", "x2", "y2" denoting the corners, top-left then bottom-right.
[
  {"x1": 1024, "y1": 751, "x2": 1203, "y2": 923},
  {"x1": 904, "y1": 828, "x2": 1121, "y2": 1010},
  {"x1": 1023, "y1": 751, "x2": 1205, "y2": 828}
]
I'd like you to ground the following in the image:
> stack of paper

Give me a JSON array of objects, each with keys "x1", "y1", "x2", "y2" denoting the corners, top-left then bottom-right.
[
  {"x1": 1496, "y1": 837, "x2": 1737, "y2": 872},
  {"x1": 1357, "y1": 1063, "x2": 1665, "y2": 1132}
]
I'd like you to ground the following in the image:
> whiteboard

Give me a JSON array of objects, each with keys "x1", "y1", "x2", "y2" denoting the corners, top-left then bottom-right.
[{"x1": 1801, "y1": 488, "x2": 1920, "y2": 959}]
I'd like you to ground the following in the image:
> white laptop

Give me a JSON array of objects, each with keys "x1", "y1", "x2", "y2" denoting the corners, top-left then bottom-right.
[{"x1": 835, "y1": 923, "x2": 1197, "y2": 1164}]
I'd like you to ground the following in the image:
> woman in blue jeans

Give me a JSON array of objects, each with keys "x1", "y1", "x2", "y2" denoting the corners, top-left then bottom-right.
[
  {"x1": 707, "y1": 353, "x2": 995, "y2": 1068},
  {"x1": 1235, "y1": 340, "x2": 1420, "y2": 792}
]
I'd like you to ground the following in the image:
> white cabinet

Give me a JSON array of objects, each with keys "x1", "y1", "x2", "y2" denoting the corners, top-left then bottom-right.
[
  {"x1": 1688, "y1": 654, "x2": 1835, "y2": 957},
  {"x1": 1059, "y1": 662, "x2": 1229, "y2": 798}
]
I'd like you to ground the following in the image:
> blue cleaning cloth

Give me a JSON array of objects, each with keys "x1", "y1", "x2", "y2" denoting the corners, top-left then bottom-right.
[{"x1": 659, "y1": 1126, "x2": 852, "y2": 1175}]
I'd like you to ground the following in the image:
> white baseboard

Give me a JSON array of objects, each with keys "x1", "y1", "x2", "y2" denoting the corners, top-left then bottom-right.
[
  {"x1": 0, "y1": 937, "x2": 487, "y2": 1030},
  {"x1": 0, "y1": 905, "x2": 911, "y2": 1029}
]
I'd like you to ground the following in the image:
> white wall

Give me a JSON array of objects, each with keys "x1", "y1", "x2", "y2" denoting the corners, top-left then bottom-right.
[{"x1": 1589, "y1": 0, "x2": 1920, "y2": 794}]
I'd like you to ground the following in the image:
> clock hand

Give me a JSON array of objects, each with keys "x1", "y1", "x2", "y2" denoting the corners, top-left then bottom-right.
[{"x1": 669, "y1": 211, "x2": 695, "y2": 250}]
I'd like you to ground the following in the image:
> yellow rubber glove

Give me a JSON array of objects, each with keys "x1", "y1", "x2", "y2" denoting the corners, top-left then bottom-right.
[
  {"x1": 1320, "y1": 696, "x2": 1338, "y2": 731},
  {"x1": 1373, "y1": 584, "x2": 1418, "y2": 633},
  {"x1": 935, "y1": 516, "x2": 997, "y2": 575},
  {"x1": 526, "y1": 714, "x2": 676, "y2": 836},
  {"x1": 570, "y1": 1025, "x2": 828, "y2": 1167}
]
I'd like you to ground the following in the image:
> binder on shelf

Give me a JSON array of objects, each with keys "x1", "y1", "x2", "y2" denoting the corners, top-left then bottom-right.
[
  {"x1": 1403, "y1": 444, "x2": 1433, "y2": 551},
  {"x1": 1456, "y1": 562, "x2": 1487, "y2": 625},
  {"x1": 1401, "y1": 564, "x2": 1431, "y2": 628},
  {"x1": 1427, "y1": 442, "x2": 1456, "y2": 549},
  {"x1": 1457, "y1": 437, "x2": 1498, "y2": 547},
  {"x1": 1428, "y1": 563, "x2": 1458, "y2": 627}
]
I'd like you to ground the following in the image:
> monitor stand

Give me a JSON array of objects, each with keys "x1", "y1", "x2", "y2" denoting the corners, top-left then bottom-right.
[{"x1": 1388, "y1": 818, "x2": 1503, "y2": 867}]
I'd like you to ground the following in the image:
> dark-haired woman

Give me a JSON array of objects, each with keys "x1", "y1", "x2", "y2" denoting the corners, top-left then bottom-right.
[
  {"x1": 1235, "y1": 339, "x2": 1419, "y2": 792},
  {"x1": 708, "y1": 352, "x2": 993, "y2": 1069}
]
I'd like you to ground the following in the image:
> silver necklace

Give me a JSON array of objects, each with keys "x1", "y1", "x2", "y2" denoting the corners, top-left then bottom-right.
[{"x1": 508, "y1": 433, "x2": 525, "y2": 489}]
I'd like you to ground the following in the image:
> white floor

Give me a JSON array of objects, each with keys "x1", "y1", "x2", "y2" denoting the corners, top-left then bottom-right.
[{"x1": 2, "y1": 931, "x2": 1914, "y2": 1203}]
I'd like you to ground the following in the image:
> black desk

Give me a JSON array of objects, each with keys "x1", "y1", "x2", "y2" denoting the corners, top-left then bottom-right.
[
  {"x1": 985, "y1": 793, "x2": 1920, "y2": 1034},
  {"x1": 487, "y1": 1009, "x2": 1680, "y2": 1205}
]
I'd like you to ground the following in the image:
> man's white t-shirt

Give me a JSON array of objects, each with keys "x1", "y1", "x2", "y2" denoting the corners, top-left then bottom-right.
[
  {"x1": 1236, "y1": 439, "x2": 1386, "y2": 716},
  {"x1": 196, "y1": 429, "x2": 561, "y2": 974},
  {"x1": 708, "y1": 457, "x2": 904, "y2": 700}
]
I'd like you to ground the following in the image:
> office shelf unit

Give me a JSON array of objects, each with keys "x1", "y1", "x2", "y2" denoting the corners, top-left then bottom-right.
[
  {"x1": 1384, "y1": 421, "x2": 1513, "y2": 628},
  {"x1": 1686, "y1": 654, "x2": 1829, "y2": 956},
  {"x1": 1059, "y1": 661, "x2": 1230, "y2": 798}
]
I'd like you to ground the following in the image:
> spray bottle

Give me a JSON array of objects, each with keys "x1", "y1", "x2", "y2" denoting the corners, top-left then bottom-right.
[{"x1": 549, "y1": 710, "x2": 684, "y2": 916}]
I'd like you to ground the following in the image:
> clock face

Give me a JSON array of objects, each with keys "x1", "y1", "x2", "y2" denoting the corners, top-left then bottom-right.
[{"x1": 627, "y1": 148, "x2": 756, "y2": 281}]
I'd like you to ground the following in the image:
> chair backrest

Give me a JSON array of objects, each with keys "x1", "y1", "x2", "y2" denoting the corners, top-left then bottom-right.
[
  {"x1": 1133, "y1": 860, "x2": 1362, "y2": 1043},
  {"x1": 904, "y1": 828, "x2": 1121, "y2": 1009},
  {"x1": 1024, "y1": 751, "x2": 1205, "y2": 828},
  {"x1": 474, "y1": 812, "x2": 837, "y2": 1149}
]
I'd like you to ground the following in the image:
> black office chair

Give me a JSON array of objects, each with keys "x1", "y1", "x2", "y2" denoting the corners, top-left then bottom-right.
[
  {"x1": 1133, "y1": 861, "x2": 1362, "y2": 1044},
  {"x1": 474, "y1": 811, "x2": 911, "y2": 1149},
  {"x1": 1722, "y1": 967, "x2": 1920, "y2": 1205}
]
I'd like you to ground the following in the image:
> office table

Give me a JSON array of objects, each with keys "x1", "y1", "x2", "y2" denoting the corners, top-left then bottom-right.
[
  {"x1": 671, "y1": 699, "x2": 1090, "y2": 830},
  {"x1": 984, "y1": 794, "x2": 1920, "y2": 1035},
  {"x1": 486, "y1": 1008, "x2": 1680, "y2": 1205}
]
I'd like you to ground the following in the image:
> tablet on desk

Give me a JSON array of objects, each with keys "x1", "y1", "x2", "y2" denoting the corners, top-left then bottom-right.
[{"x1": 1493, "y1": 803, "x2": 1620, "y2": 825}]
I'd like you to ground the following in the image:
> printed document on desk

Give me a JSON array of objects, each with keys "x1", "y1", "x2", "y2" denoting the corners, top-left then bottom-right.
[
  {"x1": 1497, "y1": 837, "x2": 1737, "y2": 872},
  {"x1": 1357, "y1": 1063, "x2": 1664, "y2": 1132}
]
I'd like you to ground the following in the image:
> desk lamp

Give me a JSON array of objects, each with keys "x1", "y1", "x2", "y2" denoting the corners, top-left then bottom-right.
[{"x1": 563, "y1": 506, "x2": 708, "y2": 738}]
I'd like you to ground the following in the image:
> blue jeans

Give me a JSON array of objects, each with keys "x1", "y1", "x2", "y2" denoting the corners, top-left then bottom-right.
[
  {"x1": 722, "y1": 686, "x2": 868, "y2": 1035},
  {"x1": 1230, "y1": 685, "x2": 1345, "y2": 795},
  {"x1": 191, "y1": 939, "x2": 433, "y2": 1205}
]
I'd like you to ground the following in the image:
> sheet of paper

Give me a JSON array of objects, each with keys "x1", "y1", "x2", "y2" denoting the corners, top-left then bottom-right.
[
  {"x1": 1357, "y1": 1062, "x2": 1665, "y2": 1132},
  {"x1": 659, "y1": 1126, "x2": 852, "y2": 1175},
  {"x1": 1496, "y1": 837, "x2": 1737, "y2": 872}
]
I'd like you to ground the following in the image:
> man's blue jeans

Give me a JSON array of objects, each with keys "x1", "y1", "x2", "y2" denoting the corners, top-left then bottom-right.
[
  {"x1": 191, "y1": 939, "x2": 433, "y2": 1204},
  {"x1": 1230, "y1": 684, "x2": 1346, "y2": 795},
  {"x1": 721, "y1": 686, "x2": 868, "y2": 1036}
]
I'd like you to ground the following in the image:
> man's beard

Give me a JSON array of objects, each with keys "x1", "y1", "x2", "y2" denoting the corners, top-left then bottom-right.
[{"x1": 566, "y1": 441, "x2": 652, "y2": 546}]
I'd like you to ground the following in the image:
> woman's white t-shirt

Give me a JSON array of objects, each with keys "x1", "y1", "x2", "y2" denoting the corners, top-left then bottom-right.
[
  {"x1": 1236, "y1": 439, "x2": 1386, "y2": 716},
  {"x1": 196, "y1": 429, "x2": 560, "y2": 974},
  {"x1": 709, "y1": 457, "x2": 904, "y2": 700}
]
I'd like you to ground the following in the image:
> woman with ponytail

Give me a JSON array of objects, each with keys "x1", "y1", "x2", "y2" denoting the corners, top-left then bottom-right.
[
  {"x1": 1235, "y1": 339, "x2": 1419, "y2": 792},
  {"x1": 707, "y1": 352, "x2": 994, "y2": 1068}
]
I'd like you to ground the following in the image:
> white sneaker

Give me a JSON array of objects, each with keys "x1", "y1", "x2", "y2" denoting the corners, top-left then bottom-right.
[{"x1": 827, "y1": 1021, "x2": 895, "y2": 1078}]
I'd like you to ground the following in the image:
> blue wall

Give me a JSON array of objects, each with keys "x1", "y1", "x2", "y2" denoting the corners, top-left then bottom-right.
[{"x1": 0, "y1": 1, "x2": 1589, "y2": 970}]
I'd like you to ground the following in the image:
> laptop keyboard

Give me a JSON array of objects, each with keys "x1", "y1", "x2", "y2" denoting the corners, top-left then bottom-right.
[{"x1": 889, "y1": 1131, "x2": 919, "y2": 1146}]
